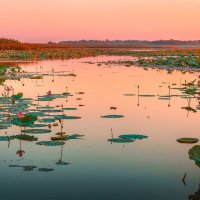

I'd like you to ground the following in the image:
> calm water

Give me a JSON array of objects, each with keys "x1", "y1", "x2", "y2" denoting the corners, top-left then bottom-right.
[{"x1": 0, "y1": 56, "x2": 200, "y2": 200}]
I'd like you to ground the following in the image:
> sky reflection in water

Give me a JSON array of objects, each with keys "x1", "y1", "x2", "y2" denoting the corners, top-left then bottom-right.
[{"x1": 0, "y1": 56, "x2": 200, "y2": 200}]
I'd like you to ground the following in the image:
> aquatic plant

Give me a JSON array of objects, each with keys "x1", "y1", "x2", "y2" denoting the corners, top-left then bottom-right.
[
  {"x1": 189, "y1": 145, "x2": 200, "y2": 167},
  {"x1": 177, "y1": 138, "x2": 199, "y2": 144}
]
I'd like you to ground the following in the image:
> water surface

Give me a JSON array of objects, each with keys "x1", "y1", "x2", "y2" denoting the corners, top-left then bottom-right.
[{"x1": 0, "y1": 56, "x2": 200, "y2": 200}]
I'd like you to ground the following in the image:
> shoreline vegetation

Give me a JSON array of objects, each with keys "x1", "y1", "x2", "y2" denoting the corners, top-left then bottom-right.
[{"x1": 1, "y1": 38, "x2": 200, "y2": 70}]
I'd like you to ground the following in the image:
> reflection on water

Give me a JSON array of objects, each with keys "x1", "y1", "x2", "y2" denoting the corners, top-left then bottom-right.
[{"x1": 0, "y1": 56, "x2": 200, "y2": 200}]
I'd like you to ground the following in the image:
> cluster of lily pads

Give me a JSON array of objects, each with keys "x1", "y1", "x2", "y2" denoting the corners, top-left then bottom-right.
[
  {"x1": 108, "y1": 133, "x2": 148, "y2": 144},
  {"x1": 137, "y1": 53, "x2": 200, "y2": 68},
  {"x1": 0, "y1": 87, "x2": 85, "y2": 147}
]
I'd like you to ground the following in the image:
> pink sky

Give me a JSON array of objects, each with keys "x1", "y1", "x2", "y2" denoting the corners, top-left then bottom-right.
[{"x1": 1, "y1": 0, "x2": 200, "y2": 43}]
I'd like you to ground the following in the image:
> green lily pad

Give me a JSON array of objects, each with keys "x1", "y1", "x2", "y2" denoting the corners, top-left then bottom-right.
[
  {"x1": 67, "y1": 134, "x2": 84, "y2": 140},
  {"x1": 22, "y1": 129, "x2": 51, "y2": 134},
  {"x1": 38, "y1": 168, "x2": 54, "y2": 172},
  {"x1": 119, "y1": 134, "x2": 148, "y2": 140},
  {"x1": 36, "y1": 97, "x2": 54, "y2": 101},
  {"x1": 26, "y1": 123, "x2": 48, "y2": 128},
  {"x1": 0, "y1": 124, "x2": 11, "y2": 129},
  {"x1": 39, "y1": 109, "x2": 62, "y2": 113},
  {"x1": 189, "y1": 145, "x2": 200, "y2": 167},
  {"x1": 23, "y1": 165, "x2": 37, "y2": 171},
  {"x1": 37, "y1": 106, "x2": 54, "y2": 109},
  {"x1": 51, "y1": 135, "x2": 68, "y2": 141},
  {"x1": 177, "y1": 138, "x2": 199, "y2": 144},
  {"x1": 15, "y1": 134, "x2": 38, "y2": 141},
  {"x1": 108, "y1": 138, "x2": 134, "y2": 143},
  {"x1": 28, "y1": 111, "x2": 46, "y2": 116},
  {"x1": 55, "y1": 115, "x2": 81, "y2": 120},
  {"x1": 9, "y1": 165, "x2": 37, "y2": 171},
  {"x1": 0, "y1": 136, "x2": 15, "y2": 141},
  {"x1": 38, "y1": 118, "x2": 56, "y2": 123},
  {"x1": 101, "y1": 115, "x2": 124, "y2": 118},
  {"x1": 12, "y1": 114, "x2": 38, "y2": 127},
  {"x1": 56, "y1": 161, "x2": 70, "y2": 165},
  {"x1": 11, "y1": 93, "x2": 23, "y2": 100},
  {"x1": 36, "y1": 141, "x2": 65, "y2": 146},
  {"x1": 63, "y1": 108, "x2": 77, "y2": 110}
]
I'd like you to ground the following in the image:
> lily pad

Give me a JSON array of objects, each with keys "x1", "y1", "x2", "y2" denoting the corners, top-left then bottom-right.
[
  {"x1": 36, "y1": 97, "x2": 54, "y2": 101},
  {"x1": 0, "y1": 124, "x2": 11, "y2": 130},
  {"x1": 38, "y1": 168, "x2": 54, "y2": 172},
  {"x1": 0, "y1": 136, "x2": 15, "y2": 141},
  {"x1": 11, "y1": 93, "x2": 23, "y2": 100},
  {"x1": 12, "y1": 114, "x2": 38, "y2": 126},
  {"x1": 26, "y1": 123, "x2": 48, "y2": 128},
  {"x1": 55, "y1": 115, "x2": 81, "y2": 120},
  {"x1": 189, "y1": 145, "x2": 200, "y2": 167},
  {"x1": 39, "y1": 109, "x2": 62, "y2": 113},
  {"x1": 22, "y1": 129, "x2": 51, "y2": 134},
  {"x1": 38, "y1": 118, "x2": 56, "y2": 123},
  {"x1": 123, "y1": 94, "x2": 136, "y2": 96},
  {"x1": 15, "y1": 134, "x2": 38, "y2": 141},
  {"x1": 36, "y1": 141, "x2": 65, "y2": 146},
  {"x1": 56, "y1": 161, "x2": 70, "y2": 166},
  {"x1": 177, "y1": 138, "x2": 199, "y2": 144},
  {"x1": 119, "y1": 134, "x2": 148, "y2": 140},
  {"x1": 101, "y1": 115, "x2": 124, "y2": 118},
  {"x1": 63, "y1": 108, "x2": 77, "y2": 110},
  {"x1": 108, "y1": 138, "x2": 134, "y2": 143},
  {"x1": 51, "y1": 135, "x2": 68, "y2": 141},
  {"x1": 67, "y1": 134, "x2": 84, "y2": 140},
  {"x1": 138, "y1": 94, "x2": 156, "y2": 97}
]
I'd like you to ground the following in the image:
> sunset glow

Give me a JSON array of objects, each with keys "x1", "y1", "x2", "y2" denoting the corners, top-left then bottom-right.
[{"x1": 1, "y1": 0, "x2": 200, "y2": 42}]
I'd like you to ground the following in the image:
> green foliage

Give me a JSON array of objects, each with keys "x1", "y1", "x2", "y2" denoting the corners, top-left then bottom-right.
[
  {"x1": 11, "y1": 93, "x2": 23, "y2": 100},
  {"x1": 12, "y1": 114, "x2": 38, "y2": 126}
]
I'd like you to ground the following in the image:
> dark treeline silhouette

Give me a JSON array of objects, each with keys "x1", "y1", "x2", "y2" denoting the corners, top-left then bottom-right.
[
  {"x1": 58, "y1": 39, "x2": 200, "y2": 46},
  {"x1": 1, "y1": 38, "x2": 200, "y2": 50}
]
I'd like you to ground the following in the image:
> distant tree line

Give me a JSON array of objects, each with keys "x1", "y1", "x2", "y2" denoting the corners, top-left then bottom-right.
[
  {"x1": 0, "y1": 38, "x2": 20, "y2": 44},
  {"x1": 58, "y1": 39, "x2": 200, "y2": 46}
]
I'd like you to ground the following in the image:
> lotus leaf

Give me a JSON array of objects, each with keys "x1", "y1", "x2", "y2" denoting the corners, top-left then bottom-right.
[
  {"x1": 36, "y1": 141, "x2": 65, "y2": 146},
  {"x1": 22, "y1": 129, "x2": 51, "y2": 134},
  {"x1": 101, "y1": 115, "x2": 124, "y2": 118},
  {"x1": 119, "y1": 134, "x2": 148, "y2": 140}
]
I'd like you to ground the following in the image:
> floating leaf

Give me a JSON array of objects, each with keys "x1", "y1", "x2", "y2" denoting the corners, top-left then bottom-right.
[
  {"x1": 119, "y1": 134, "x2": 148, "y2": 140},
  {"x1": 11, "y1": 93, "x2": 23, "y2": 100},
  {"x1": 12, "y1": 114, "x2": 38, "y2": 126},
  {"x1": 138, "y1": 94, "x2": 155, "y2": 97},
  {"x1": 123, "y1": 94, "x2": 136, "y2": 96},
  {"x1": 39, "y1": 118, "x2": 56, "y2": 123},
  {"x1": 39, "y1": 109, "x2": 62, "y2": 113},
  {"x1": 56, "y1": 161, "x2": 70, "y2": 165},
  {"x1": 67, "y1": 134, "x2": 84, "y2": 140},
  {"x1": 108, "y1": 138, "x2": 134, "y2": 143},
  {"x1": 177, "y1": 138, "x2": 199, "y2": 144},
  {"x1": 15, "y1": 134, "x2": 38, "y2": 141},
  {"x1": 101, "y1": 115, "x2": 124, "y2": 118},
  {"x1": 38, "y1": 168, "x2": 54, "y2": 172},
  {"x1": 26, "y1": 123, "x2": 48, "y2": 128},
  {"x1": 55, "y1": 115, "x2": 81, "y2": 120},
  {"x1": 63, "y1": 108, "x2": 77, "y2": 110},
  {"x1": 0, "y1": 136, "x2": 15, "y2": 141},
  {"x1": 36, "y1": 141, "x2": 65, "y2": 146},
  {"x1": 22, "y1": 129, "x2": 51, "y2": 134},
  {"x1": 0, "y1": 124, "x2": 11, "y2": 130},
  {"x1": 189, "y1": 145, "x2": 200, "y2": 167},
  {"x1": 51, "y1": 135, "x2": 68, "y2": 141}
]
